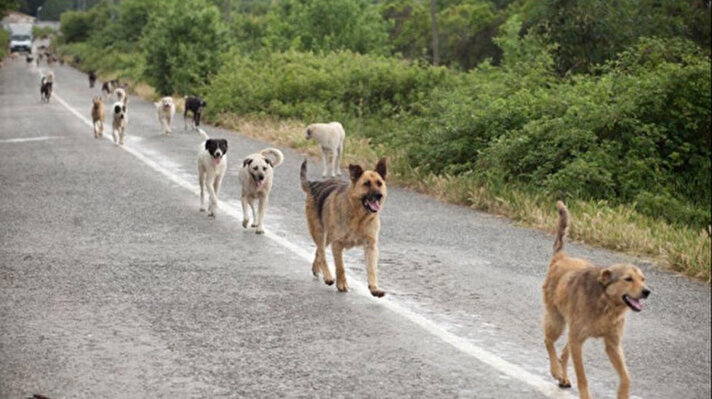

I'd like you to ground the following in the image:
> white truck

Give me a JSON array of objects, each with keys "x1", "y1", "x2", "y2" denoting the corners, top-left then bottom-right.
[{"x1": 9, "y1": 23, "x2": 33, "y2": 53}]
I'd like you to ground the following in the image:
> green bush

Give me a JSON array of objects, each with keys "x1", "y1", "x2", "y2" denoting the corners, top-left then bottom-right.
[
  {"x1": 141, "y1": 0, "x2": 226, "y2": 95},
  {"x1": 0, "y1": 28, "x2": 8, "y2": 59}
]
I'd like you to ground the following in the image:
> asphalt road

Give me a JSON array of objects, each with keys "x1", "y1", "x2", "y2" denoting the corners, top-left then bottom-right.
[{"x1": 0, "y1": 57, "x2": 709, "y2": 399}]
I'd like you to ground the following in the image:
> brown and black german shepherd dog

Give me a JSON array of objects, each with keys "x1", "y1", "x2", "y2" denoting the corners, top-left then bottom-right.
[
  {"x1": 300, "y1": 158, "x2": 388, "y2": 297},
  {"x1": 542, "y1": 201, "x2": 651, "y2": 399}
]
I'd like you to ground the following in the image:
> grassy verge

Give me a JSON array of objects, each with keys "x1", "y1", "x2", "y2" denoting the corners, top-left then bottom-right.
[{"x1": 57, "y1": 43, "x2": 711, "y2": 282}]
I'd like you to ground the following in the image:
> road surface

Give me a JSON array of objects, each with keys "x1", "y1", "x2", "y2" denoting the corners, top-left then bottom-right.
[{"x1": 0, "y1": 57, "x2": 710, "y2": 398}]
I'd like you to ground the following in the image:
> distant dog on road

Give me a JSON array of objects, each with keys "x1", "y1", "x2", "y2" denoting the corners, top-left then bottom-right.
[
  {"x1": 238, "y1": 148, "x2": 284, "y2": 234},
  {"x1": 542, "y1": 201, "x2": 651, "y2": 399},
  {"x1": 91, "y1": 96, "x2": 105, "y2": 138},
  {"x1": 102, "y1": 79, "x2": 119, "y2": 97},
  {"x1": 197, "y1": 128, "x2": 228, "y2": 217},
  {"x1": 40, "y1": 71, "x2": 53, "y2": 103},
  {"x1": 155, "y1": 96, "x2": 175, "y2": 135},
  {"x1": 305, "y1": 122, "x2": 345, "y2": 177},
  {"x1": 88, "y1": 70, "x2": 97, "y2": 88},
  {"x1": 300, "y1": 158, "x2": 388, "y2": 297},
  {"x1": 111, "y1": 101, "x2": 127, "y2": 145},
  {"x1": 184, "y1": 96, "x2": 206, "y2": 130},
  {"x1": 114, "y1": 87, "x2": 128, "y2": 105}
]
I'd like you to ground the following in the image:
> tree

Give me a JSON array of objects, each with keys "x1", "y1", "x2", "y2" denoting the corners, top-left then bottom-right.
[{"x1": 429, "y1": 0, "x2": 439, "y2": 65}]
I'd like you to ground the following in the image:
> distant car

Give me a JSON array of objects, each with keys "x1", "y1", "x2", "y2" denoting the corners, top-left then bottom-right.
[{"x1": 9, "y1": 23, "x2": 33, "y2": 53}]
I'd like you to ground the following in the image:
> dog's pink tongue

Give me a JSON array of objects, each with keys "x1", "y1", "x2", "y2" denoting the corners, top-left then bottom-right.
[
  {"x1": 256, "y1": 180, "x2": 264, "y2": 189},
  {"x1": 367, "y1": 200, "x2": 381, "y2": 212},
  {"x1": 629, "y1": 297, "x2": 643, "y2": 311},
  {"x1": 213, "y1": 156, "x2": 221, "y2": 165}
]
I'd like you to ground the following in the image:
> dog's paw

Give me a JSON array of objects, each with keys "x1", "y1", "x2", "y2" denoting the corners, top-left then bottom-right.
[
  {"x1": 207, "y1": 211, "x2": 215, "y2": 218},
  {"x1": 255, "y1": 229, "x2": 265, "y2": 235},
  {"x1": 251, "y1": 223, "x2": 258, "y2": 228},
  {"x1": 557, "y1": 378, "x2": 571, "y2": 388},
  {"x1": 369, "y1": 287, "x2": 386, "y2": 297},
  {"x1": 242, "y1": 219, "x2": 249, "y2": 228},
  {"x1": 336, "y1": 282, "x2": 349, "y2": 292},
  {"x1": 324, "y1": 278, "x2": 335, "y2": 286},
  {"x1": 200, "y1": 206, "x2": 206, "y2": 212}
]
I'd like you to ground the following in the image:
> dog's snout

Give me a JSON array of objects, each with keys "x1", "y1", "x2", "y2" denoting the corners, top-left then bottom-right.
[
  {"x1": 372, "y1": 191, "x2": 383, "y2": 201},
  {"x1": 641, "y1": 288, "x2": 651, "y2": 298},
  {"x1": 257, "y1": 173, "x2": 265, "y2": 181}
]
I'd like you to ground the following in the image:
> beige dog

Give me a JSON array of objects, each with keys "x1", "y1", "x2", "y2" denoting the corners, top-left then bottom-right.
[
  {"x1": 91, "y1": 96, "x2": 105, "y2": 138},
  {"x1": 542, "y1": 201, "x2": 651, "y2": 399},
  {"x1": 238, "y1": 148, "x2": 284, "y2": 234},
  {"x1": 300, "y1": 158, "x2": 388, "y2": 297},
  {"x1": 154, "y1": 96, "x2": 175, "y2": 135},
  {"x1": 305, "y1": 122, "x2": 345, "y2": 177}
]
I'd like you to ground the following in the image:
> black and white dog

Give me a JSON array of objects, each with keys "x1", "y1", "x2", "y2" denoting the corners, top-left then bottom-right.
[
  {"x1": 184, "y1": 96, "x2": 207, "y2": 130},
  {"x1": 40, "y1": 72, "x2": 53, "y2": 103},
  {"x1": 111, "y1": 102, "x2": 128, "y2": 146},
  {"x1": 197, "y1": 128, "x2": 228, "y2": 217}
]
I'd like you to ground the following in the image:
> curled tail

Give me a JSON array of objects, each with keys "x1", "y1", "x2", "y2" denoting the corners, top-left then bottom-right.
[
  {"x1": 553, "y1": 201, "x2": 568, "y2": 254},
  {"x1": 260, "y1": 148, "x2": 284, "y2": 167},
  {"x1": 197, "y1": 127, "x2": 209, "y2": 141},
  {"x1": 300, "y1": 159, "x2": 310, "y2": 193}
]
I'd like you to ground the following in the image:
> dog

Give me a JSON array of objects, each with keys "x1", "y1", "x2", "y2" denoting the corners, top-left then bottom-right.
[
  {"x1": 111, "y1": 101, "x2": 128, "y2": 145},
  {"x1": 154, "y1": 96, "x2": 175, "y2": 135},
  {"x1": 91, "y1": 96, "x2": 105, "y2": 138},
  {"x1": 88, "y1": 70, "x2": 97, "y2": 88},
  {"x1": 102, "y1": 79, "x2": 119, "y2": 97},
  {"x1": 305, "y1": 122, "x2": 345, "y2": 177},
  {"x1": 300, "y1": 158, "x2": 388, "y2": 297},
  {"x1": 238, "y1": 148, "x2": 284, "y2": 234},
  {"x1": 197, "y1": 128, "x2": 228, "y2": 217},
  {"x1": 114, "y1": 87, "x2": 128, "y2": 105},
  {"x1": 542, "y1": 201, "x2": 651, "y2": 399},
  {"x1": 40, "y1": 72, "x2": 53, "y2": 103},
  {"x1": 184, "y1": 96, "x2": 206, "y2": 130}
]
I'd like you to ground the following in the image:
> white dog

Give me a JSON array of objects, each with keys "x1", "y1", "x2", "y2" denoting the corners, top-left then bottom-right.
[
  {"x1": 154, "y1": 96, "x2": 175, "y2": 135},
  {"x1": 111, "y1": 102, "x2": 127, "y2": 145},
  {"x1": 305, "y1": 122, "x2": 345, "y2": 177},
  {"x1": 197, "y1": 128, "x2": 228, "y2": 217},
  {"x1": 114, "y1": 87, "x2": 128, "y2": 105},
  {"x1": 238, "y1": 148, "x2": 284, "y2": 234}
]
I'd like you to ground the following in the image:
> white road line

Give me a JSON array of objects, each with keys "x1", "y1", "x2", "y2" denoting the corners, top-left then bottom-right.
[
  {"x1": 0, "y1": 136, "x2": 65, "y2": 143},
  {"x1": 50, "y1": 90, "x2": 576, "y2": 399}
]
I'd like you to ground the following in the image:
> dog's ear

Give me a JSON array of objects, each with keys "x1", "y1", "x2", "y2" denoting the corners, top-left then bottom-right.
[
  {"x1": 349, "y1": 164, "x2": 364, "y2": 183},
  {"x1": 264, "y1": 157, "x2": 273, "y2": 167},
  {"x1": 375, "y1": 158, "x2": 388, "y2": 180},
  {"x1": 598, "y1": 268, "x2": 613, "y2": 286},
  {"x1": 243, "y1": 158, "x2": 252, "y2": 168}
]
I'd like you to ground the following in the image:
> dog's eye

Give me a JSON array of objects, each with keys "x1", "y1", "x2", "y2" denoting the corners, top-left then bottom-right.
[
  {"x1": 624, "y1": 277, "x2": 633, "y2": 282},
  {"x1": 376, "y1": 181, "x2": 383, "y2": 187},
  {"x1": 364, "y1": 181, "x2": 371, "y2": 187},
  {"x1": 263, "y1": 167, "x2": 267, "y2": 171},
  {"x1": 253, "y1": 166, "x2": 258, "y2": 170}
]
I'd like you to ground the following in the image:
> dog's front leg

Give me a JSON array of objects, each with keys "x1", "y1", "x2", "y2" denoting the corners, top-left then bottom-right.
[
  {"x1": 241, "y1": 194, "x2": 250, "y2": 228},
  {"x1": 111, "y1": 127, "x2": 118, "y2": 145},
  {"x1": 255, "y1": 196, "x2": 268, "y2": 234},
  {"x1": 206, "y1": 175, "x2": 218, "y2": 217},
  {"x1": 365, "y1": 240, "x2": 385, "y2": 297},
  {"x1": 569, "y1": 338, "x2": 591, "y2": 399},
  {"x1": 198, "y1": 169, "x2": 206, "y2": 212},
  {"x1": 604, "y1": 335, "x2": 630, "y2": 399},
  {"x1": 332, "y1": 242, "x2": 348, "y2": 292},
  {"x1": 320, "y1": 147, "x2": 328, "y2": 177}
]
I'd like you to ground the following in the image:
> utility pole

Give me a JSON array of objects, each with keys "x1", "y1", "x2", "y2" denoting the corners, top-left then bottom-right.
[{"x1": 429, "y1": 0, "x2": 439, "y2": 66}]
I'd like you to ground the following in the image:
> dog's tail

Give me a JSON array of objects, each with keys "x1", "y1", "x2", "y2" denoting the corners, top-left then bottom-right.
[
  {"x1": 553, "y1": 201, "x2": 568, "y2": 254},
  {"x1": 197, "y1": 127, "x2": 210, "y2": 141},
  {"x1": 300, "y1": 159, "x2": 310, "y2": 193},
  {"x1": 260, "y1": 148, "x2": 284, "y2": 168}
]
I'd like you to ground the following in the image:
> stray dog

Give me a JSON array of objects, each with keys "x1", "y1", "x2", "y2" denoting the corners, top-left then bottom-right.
[
  {"x1": 88, "y1": 70, "x2": 97, "y2": 88},
  {"x1": 102, "y1": 79, "x2": 119, "y2": 97},
  {"x1": 300, "y1": 158, "x2": 388, "y2": 297},
  {"x1": 114, "y1": 87, "x2": 128, "y2": 105},
  {"x1": 184, "y1": 96, "x2": 206, "y2": 130},
  {"x1": 111, "y1": 102, "x2": 128, "y2": 145},
  {"x1": 154, "y1": 96, "x2": 175, "y2": 135},
  {"x1": 542, "y1": 201, "x2": 651, "y2": 399},
  {"x1": 197, "y1": 128, "x2": 228, "y2": 217},
  {"x1": 91, "y1": 96, "x2": 105, "y2": 138},
  {"x1": 40, "y1": 72, "x2": 53, "y2": 103},
  {"x1": 305, "y1": 122, "x2": 345, "y2": 177},
  {"x1": 238, "y1": 148, "x2": 284, "y2": 234}
]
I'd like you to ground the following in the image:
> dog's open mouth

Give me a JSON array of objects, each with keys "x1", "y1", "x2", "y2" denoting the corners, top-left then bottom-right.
[
  {"x1": 623, "y1": 294, "x2": 643, "y2": 312},
  {"x1": 362, "y1": 197, "x2": 381, "y2": 213},
  {"x1": 212, "y1": 155, "x2": 222, "y2": 165}
]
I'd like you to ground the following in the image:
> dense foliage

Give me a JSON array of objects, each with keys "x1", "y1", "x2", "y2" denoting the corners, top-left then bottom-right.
[{"x1": 55, "y1": 0, "x2": 711, "y2": 229}]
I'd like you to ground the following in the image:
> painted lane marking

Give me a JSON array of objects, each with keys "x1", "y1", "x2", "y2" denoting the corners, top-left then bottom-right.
[
  {"x1": 0, "y1": 136, "x2": 65, "y2": 143},
  {"x1": 50, "y1": 90, "x2": 576, "y2": 399}
]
